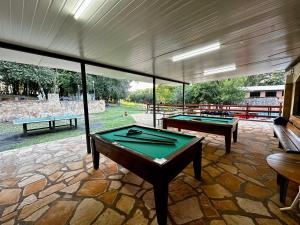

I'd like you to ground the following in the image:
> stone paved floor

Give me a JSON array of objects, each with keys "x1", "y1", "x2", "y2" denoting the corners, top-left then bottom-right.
[{"x1": 0, "y1": 121, "x2": 300, "y2": 225}]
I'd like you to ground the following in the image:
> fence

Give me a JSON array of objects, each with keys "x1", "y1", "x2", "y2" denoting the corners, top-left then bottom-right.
[{"x1": 146, "y1": 103, "x2": 283, "y2": 119}]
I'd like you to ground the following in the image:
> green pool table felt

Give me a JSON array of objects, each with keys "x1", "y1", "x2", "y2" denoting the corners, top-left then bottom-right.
[
  {"x1": 96, "y1": 125, "x2": 197, "y2": 159},
  {"x1": 170, "y1": 115, "x2": 235, "y2": 124}
]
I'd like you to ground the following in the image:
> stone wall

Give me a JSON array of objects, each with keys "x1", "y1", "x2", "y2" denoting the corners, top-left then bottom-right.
[
  {"x1": 0, "y1": 100, "x2": 105, "y2": 122},
  {"x1": 242, "y1": 97, "x2": 282, "y2": 106}
]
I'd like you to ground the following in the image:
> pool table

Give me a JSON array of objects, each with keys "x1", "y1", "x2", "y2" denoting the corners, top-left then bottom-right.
[
  {"x1": 162, "y1": 115, "x2": 239, "y2": 153},
  {"x1": 90, "y1": 125, "x2": 204, "y2": 225}
]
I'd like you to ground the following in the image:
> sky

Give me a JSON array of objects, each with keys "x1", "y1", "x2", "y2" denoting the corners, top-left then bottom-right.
[{"x1": 129, "y1": 81, "x2": 152, "y2": 92}]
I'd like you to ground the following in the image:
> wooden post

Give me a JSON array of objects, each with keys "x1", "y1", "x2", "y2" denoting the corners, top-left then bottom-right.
[
  {"x1": 153, "y1": 77, "x2": 156, "y2": 127},
  {"x1": 182, "y1": 84, "x2": 185, "y2": 114},
  {"x1": 81, "y1": 63, "x2": 91, "y2": 154},
  {"x1": 246, "y1": 103, "x2": 249, "y2": 119}
]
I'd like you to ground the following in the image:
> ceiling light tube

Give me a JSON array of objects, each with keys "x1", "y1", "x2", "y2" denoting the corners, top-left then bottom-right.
[
  {"x1": 204, "y1": 64, "x2": 236, "y2": 75},
  {"x1": 172, "y1": 42, "x2": 220, "y2": 62},
  {"x1": 74, "y1": 0, "x2": 92, "y2": 20}
]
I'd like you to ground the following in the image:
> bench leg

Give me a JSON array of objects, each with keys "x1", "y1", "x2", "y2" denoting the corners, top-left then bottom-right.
[
  {"x1": 69, "y1": 119, "x2": 72, "y2": 128},
  {"x1": 278, "y1": 142, "x2": 283, "y2": 148},
  {"x1": 75, "y1": 119, "x2": 78, "y2": 129},
  {"x1": 52, "y1": 121, "x2": 56, "y2": 132},
  {"x1": 23, "y1": 124, "x2": 28, "y2": 136}
]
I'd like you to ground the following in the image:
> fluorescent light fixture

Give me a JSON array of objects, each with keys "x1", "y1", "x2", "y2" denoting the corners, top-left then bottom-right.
[
  {"x1": 204, "y1": 64, "x2": 236, "y2": 76},
  {"x1": 172, "y1": 42, "x2": 220, "y2": 62},
  {"x1": 74, "y1": 0, "x2": 92, "y2": 20}
]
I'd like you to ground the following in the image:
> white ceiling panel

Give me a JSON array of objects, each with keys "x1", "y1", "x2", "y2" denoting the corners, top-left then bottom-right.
[{"x1": 0, "y1": 0, "x2": 300, "y2": 83}]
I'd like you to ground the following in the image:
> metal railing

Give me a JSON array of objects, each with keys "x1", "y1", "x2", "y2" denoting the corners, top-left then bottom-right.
[{"x1": 146, "y1": 103, "x2": 283, "y2": 119}]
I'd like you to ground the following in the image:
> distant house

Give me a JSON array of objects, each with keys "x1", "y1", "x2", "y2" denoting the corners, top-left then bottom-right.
[{"x1": 243, "y1": 85, "x2": 284, "y2": 100}]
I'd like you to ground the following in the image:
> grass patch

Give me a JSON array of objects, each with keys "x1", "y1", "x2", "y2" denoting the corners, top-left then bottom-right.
[{"x1": 0, "y1": 103, "x2": 145, "y2": 152}]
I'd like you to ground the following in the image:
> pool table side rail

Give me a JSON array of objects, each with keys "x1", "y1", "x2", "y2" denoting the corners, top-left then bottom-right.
[
  {"x1": 165, "y1": 115, "x2": 239, "y2": 128},
  {"x1": 94, "y1": 124, "x2": 198, "y2": 138},
  {"x1": 90, "y1": 133, "x2": 203, "y2": 184}
]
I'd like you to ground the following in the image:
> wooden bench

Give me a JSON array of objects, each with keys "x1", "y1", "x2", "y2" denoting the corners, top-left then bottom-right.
[{"x1": 273, "y1": 115, "x2": 300, "y2": 153}]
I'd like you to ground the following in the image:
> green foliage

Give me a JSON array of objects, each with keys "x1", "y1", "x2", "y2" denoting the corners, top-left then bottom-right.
[
  {"x1": 128, "y1": 88, "x2": 153, "y2": 103},
  {"x1": 57, "y1": 71, "x2": 81, "y2": 96},
  {"x1": 88, "y1": 75, "x2": 130, "y2": 103},
  {"x1": 244, "y1": 72, "x2": 285, "y2": 86},
  {"x1": 129, "y1": 79, "x2": 246, "y2": 104}
]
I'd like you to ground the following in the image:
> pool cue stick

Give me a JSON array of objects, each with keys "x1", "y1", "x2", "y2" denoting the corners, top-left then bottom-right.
[
  {"x1": 113, "y1": 139, "x2": 175, "y2": 145},
  {"x1": 127, "y1": 129, "x2": 177, "y2": 141},
  {"x1": 114, "y1": 134, "x2": 175, "y2": 144}
]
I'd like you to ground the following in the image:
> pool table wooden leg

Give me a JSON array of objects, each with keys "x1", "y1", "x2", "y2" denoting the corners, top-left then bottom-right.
[
  {"x1": 154, "y1": 182, "x2": 168, "y2": 225},
  {"x1": 91, "y1": 139, "x2": 99, "y2": 169},
  {"x1": 193, "y1": 142, "x2": 202, "y2": 180},
  {"x1": 233, "y1": 124, "x2": 238, "y2": 143},
  {"x1": 225, "y1": 133, "x2": 231, "y2": 153}
]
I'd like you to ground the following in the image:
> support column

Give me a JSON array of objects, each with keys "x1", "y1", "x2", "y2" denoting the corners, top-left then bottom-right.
[
  {"x1": 81, "y1": 63, "x2": 91, "y2": 154},
  {"x1": 153, "y1": 77, "x2": 156, "y2": 128},
  {"x1": 182, "y1": 83, "x2": 185, "y2": 114}
]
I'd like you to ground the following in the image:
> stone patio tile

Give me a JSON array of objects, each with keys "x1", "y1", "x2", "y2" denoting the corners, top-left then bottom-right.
[
  {"x1": 256, "y1": 218, "x2": 283, "y2": 225},
  {"x1": 100, "y1": 162, "x2": 118, "y2": 175},
  {"x1": 35, "y1": 201, "x2": 77, "y2": 225},
  {"x1": 202, "y1": 184, "x2": 232, "y2": 198},
  {"x1": 143, "y1": 190, "x2": 156, "y2": 209},
  {"x1": 18, "y1": 174, "x2": 45, "y2": 187},
  {"x1": 19, "y1": 193, "x2": 60, "y2": 219},
  {"x1": 0, "y1": 178, "x2": 18, "y2": 187},
  {"x1": 210, "y1": 220, "x2": 226, "y2": 225},
  {"x1": 236, "y1": 197, "x2": 270, "y2": 216},
  {"x1": 88, "y1": 169, "x2": 105, "y2": 179},
  {"x1": 0, "y1": 188, "x2": 21, "y2": 205},
  {"x1": 18, "y1": 194, "x2": 37, "y2": 209},
  {"x1": 219, "y1": 172, "x2": 245, "y2": 192},
  {"x1": 48, "y1": 171, "x2": 63, "y2": 182},
  {"x1": 2, "y1": 204, "x2": 18, "y2": 216},
  {"x1": 122, "y1": 172, "x2": 143, "y2": 185},
  {"x1": 77, "y1": 180, "x2": 107, "y2": 197},
  {"x1": 38, "y1": 182, "x2": 66, "y2": 198},
  {"x1": 70, "y1": 198, "x2": 104, "y2": 225},
  {"x1": 98, "y1": 190, "x2": 118, "y2": 205},
  {"x1": 23, "y1": 178, "x2": 47, "y2": 197},
  {"x1": 23, "y1": 206, "x2": 49, "y2": 222},
  {"x1": 120, "y1": 183, "x2": 140, "y2": 196},
  {"x1": 267, "y1": 201, "x2": 299, "y2": 225},
  {"x1": 169, "y1": 197, "x2": 203, "y2": 224},
  {"x1": 93, "y1": 208, "x2": 125, "y2": 225},
  {"x1": 116, "y1": 195, "x2": 135, "y2": 214},
  {"x1": 68, "y1": 172, "x2": 89, "y2": 184},
  {"x1": 110, "y1": 180, "x2": 122, "y2": 189},
  {"x1": 203, "y1": 166, "x2": 222, "y2": 177},
  {"x1": 212, "y1": 200, "x2": 238, "y2": 211},
  {"x1": 244, "y1": 182, "x2": 273, "y2": 199},
  {"x1": 216, "y1": 162, "x2": 238, "y2": 174},
  {"x1": 60, "y1": 182, "x2": 80, "y2": 193},
  {"x1": 67, "y1": 161, "x2": 84, "y2": 170},
  {"x1": 199, "y1": 194, "x2": 219, "y2": 217},
  {"x1": 223, "y1": 215, "x2": 255, "y2": 225},
  {"x1": 0, "y1": 211, "x2": 17, "y2": 223},
  {"x1": 169, "y1": 180, "x2": 196, "y2": 201},
  {"x1": 125, "y1": 209, "x2": 148, "y2": 225},
  {"x1": 37, "y1": 163, "x2": 63, "y2": 175}
]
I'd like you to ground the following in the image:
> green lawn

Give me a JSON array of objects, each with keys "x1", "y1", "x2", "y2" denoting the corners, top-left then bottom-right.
[{"x1": 0, "y1": 103, "x2": 145, "y2": 152}]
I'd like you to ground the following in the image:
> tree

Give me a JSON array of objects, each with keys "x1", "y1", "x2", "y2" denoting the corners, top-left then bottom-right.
[
  {"x1": 244, "y1": 72, "x2": 285, "y2": 86},
  {"x1": 89, "y1": 75, "x2": 130, "y2": 103}
]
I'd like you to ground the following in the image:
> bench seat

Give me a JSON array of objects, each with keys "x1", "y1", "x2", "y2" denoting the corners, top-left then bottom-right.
[{"x1": 273, "y1": 116, "x2": 300, "y2": 153}]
